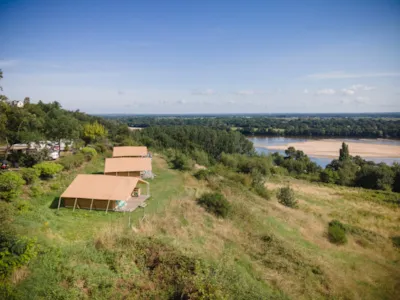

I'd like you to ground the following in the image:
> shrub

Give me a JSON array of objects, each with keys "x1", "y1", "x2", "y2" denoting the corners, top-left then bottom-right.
[
  {"x1": 19, "y1": 168, "x2": 40, "y2": 185},
  {"x1": 7, "y1": 149, "x2": 49, "y2": 168},
  {"x1": 276, "y1": 186, "x2": 298, "y2": 208},
  {"x1": 29, "y1": 184, "x2": 44, "y2": 198},
  {"x1": 94, "y1": 143, "x2": 108, "y2": 154},
  {"x1": 50, "y1": 183, "x2": 61, "y2": 190},
  {"x1": 81, "y1": 147, "x2": 97, "y2": 161},
  {"x1": 197, "y1": 192, "x2": 231, "y2": 218},
  {"x1": 0, "y1": 172, "x2": 25, "y2": 201},
  {"x1": 0, "y1": 233, "x2": 37, "y2": 279},
  {"x1": 192, "y1": 149, "x2": 210, "y2": 166},
  {"x1": 320, "y1": 169, "x2": 339, "y2": 184},
  {"x1": 194, "y1": 169, "x2": 214, "y2": 180},
  {"x1": 223, "y1": 171, "x2": 252, "y2": 187},
  {"x1": 33, "y1": 162, "x2": 63, "y2": 179},
  {"x1": 391, "y1": 236, "x2": 400, "y2": 248},
  {"x1": 328, "y1": 220, "x2": 347, "y2": 245},
  {"x1": 220, "y1": 153, "x2": 238, "y2": 170},
  {"x1": 59, "y1": 153, "x2": 85, "y2": 170},
  {"x1": 15, "y1": 199, "x2": 32, "y2": 213},
  {"x1": 253, "y1": 184, "x2": 271, "y2": 200},
  {"x1": 170, "y1": 153, "x2": 194, "y2": 171}
]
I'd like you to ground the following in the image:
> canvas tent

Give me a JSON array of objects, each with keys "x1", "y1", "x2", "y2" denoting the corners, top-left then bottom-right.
[
  {"x1": 58, "y1": 174, "x2": 149, "y2": 212},
  {"x1": 104, "y1": 157, "x2": 152, "y2": 178},
  {"x1": 112, "y1": 146, "x2": 148, "y2": 158}
]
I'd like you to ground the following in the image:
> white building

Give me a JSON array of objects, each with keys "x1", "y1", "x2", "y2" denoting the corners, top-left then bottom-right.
[{"x1": 11, "y1": 100, "x2": 24, "y2": 108}]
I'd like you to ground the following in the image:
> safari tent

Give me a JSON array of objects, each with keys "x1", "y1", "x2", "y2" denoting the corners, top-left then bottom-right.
[
  {"x1": 104, "y1": 157, "x2": 152, "y2": 178},
  {"x1": 58, "y1": 174, "x2": 150, "y2": 212},
  {"x1": 112, "y1": 146, "x2": 148, "y2": 158}
]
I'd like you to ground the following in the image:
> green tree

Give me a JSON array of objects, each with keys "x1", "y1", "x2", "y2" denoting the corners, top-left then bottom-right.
[
  {"x1": 170, "y1": 152, "x2": 194, "y2": 170},
  {"x1": 339, "y1": 142, "x2": 350, "y2": 161},
  {"x1": 336, "y1": 161, "x2": 358, "y2": 186},
  {"x1": 46, "y1": 110, "x2": 81, "y2": 155},
  {"x1": 284, "y1": 147, "x2": 297, "y2": 158},
  {"x1": 82, "y1": 121, "x2": 108, "y2": 144},
  {"x1": 320, "y1": 169, "x2": 339, "y2": 184},
  {"x1": 355, "y1": 164, "x2": 394, "y2": 191},
  {"x1": 0, "y1": 172, "x2": 26, "y2": 201}
]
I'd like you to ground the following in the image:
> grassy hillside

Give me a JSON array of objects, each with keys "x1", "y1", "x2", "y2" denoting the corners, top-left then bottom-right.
[{"x1": 7, "y1": 154, "x2": 400, "y2": 299}]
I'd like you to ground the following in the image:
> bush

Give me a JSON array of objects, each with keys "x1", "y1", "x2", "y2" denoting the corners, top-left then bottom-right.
[
  {"x1": 94, "y1": 143, "x2": 108, "y2": 154},
  {"x1": 7, "y1": 149, "x2": 49, "y2": 168},
  {"x1": 33, "y1": 162, "x2": 63, "y2": 179},
  {"x1": 59, "y1": 153, "x2": 85, "y2": 170},
  {"x1": 194, "y1": 169, "x2": 214, "y2": 180},
  {"x1": 192, "y1": 149, "x2": 210, "y2": 166},
  {"x1": 197, "y1": 192, "x2": 231, "y2": 218},
  {"x1": 170, "y1": 153, "x2": 194, "y2": 171},
  {"x1": 29, "y1": 184, "x2": 44, "y2": 198},
  {"x1": 276, "y1": 186, "x2": 298, "y2": 208},
  {"x1": 19, "y1": 168, "x2": 40, "y2": 185},
  {"x1": 81, "y1": 147, "x2": 97, "y2": 161},
  {"x1": 0, "y1": 233, "x2": 37, "y2": 279},
  {"x1": 0, "y1": 172, "x2": 25, "y2": 201},
  {"x1": 391, "y1": 236, "x2": 400, "y2": 248},
  {"x1": 328, "y1": 220, "x2": 347, "y2": 245},
  {"x1": 50, "y1": 183, "x2": 61, "y2": 190},
  {"x1": 253, "y1": 184, "x2": 271, "y2": 200},
  {"x1": 320, "y1": 169, "x2": 339, "y2": 184}
]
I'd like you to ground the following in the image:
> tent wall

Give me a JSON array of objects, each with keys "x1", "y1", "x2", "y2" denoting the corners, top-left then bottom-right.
[
  {"x1": 63, "y1": 197, "x2": 117, "y2": 210},
  {"x1": 104, "y1": 171, "x2": 141, "y2": 177}
]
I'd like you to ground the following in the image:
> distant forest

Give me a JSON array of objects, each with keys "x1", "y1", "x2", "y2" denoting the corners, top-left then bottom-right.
[{"x1": 106, "y1": 116, "x2": 400, "y2": 138}]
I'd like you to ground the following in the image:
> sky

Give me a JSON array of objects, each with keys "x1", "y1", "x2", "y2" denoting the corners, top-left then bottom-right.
[{"x1": 0, "y1": 0, "x2": 399, "y2": 114}]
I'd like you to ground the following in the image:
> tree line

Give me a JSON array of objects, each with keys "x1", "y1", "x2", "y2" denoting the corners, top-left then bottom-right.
[
  {"x1": 0, "y1": 101, "x2": 132, "y2": 156},
  {"x1": 132, "y1": 125, "x2": 254, "y2": 162},
  {"x1": 107, "y1": 115, "x2": 400, "y2": 138}
]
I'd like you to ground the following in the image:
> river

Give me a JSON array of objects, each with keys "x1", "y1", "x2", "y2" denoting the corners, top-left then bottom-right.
[{"x1": 247, "y1": 137, "x2": 400, "y2": 168}]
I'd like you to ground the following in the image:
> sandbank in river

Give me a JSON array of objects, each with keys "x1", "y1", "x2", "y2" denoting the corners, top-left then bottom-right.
[{"x1": 255, "y1": 139, "x2": 400, "y2": 159}]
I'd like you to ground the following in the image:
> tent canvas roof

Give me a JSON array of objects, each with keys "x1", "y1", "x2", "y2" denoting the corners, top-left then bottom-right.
[
  {"x1": 104, "y1": 157, "x2": 152, "y2": 173},
  {"x1": 61, "y1": 174, "x2": 140, "y2": 201},
  {"x1": 112, "y1": 146, "x2": 148, "y2": 157}
]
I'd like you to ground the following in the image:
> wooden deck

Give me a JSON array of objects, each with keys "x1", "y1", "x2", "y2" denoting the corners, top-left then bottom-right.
[{"x1": 115, "y1": 195, "x2": 150, "y2": 212}]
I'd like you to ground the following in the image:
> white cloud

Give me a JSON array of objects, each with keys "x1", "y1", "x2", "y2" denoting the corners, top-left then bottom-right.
[
  {"x1": 341, "y1": 89, "x2": 355, "y2": 96},
  {"x1": 192, "y1": 89, "x2": 216, "y2": 96},
  {"x1": 234, "y1": 90, "x2": 256, "y2": 95},
  {"x1": 306, "y1": 71, "x2": 400, "y2": 80},
  {"x1": 303, "y1": 89, "x2": 308, "y2": 94},
  {"x1": 350, "y1": 84, "x2": 376, "y2": 91},
  {"x1": 177, "y1": 99, "x2": 186, "y2": 104},
  {"x1": 315, "y1": 89, "x2": 336, "y2": 95}
]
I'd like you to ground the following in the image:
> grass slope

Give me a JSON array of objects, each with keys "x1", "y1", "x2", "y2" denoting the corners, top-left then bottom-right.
[{"x1": 9, "y1": 155, "x2": 400, "y2": 299}]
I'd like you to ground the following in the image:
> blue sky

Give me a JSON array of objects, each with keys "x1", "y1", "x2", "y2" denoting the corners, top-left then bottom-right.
[{"x1": 1, "y1": 0, "x2": 399, "y2": 113}]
